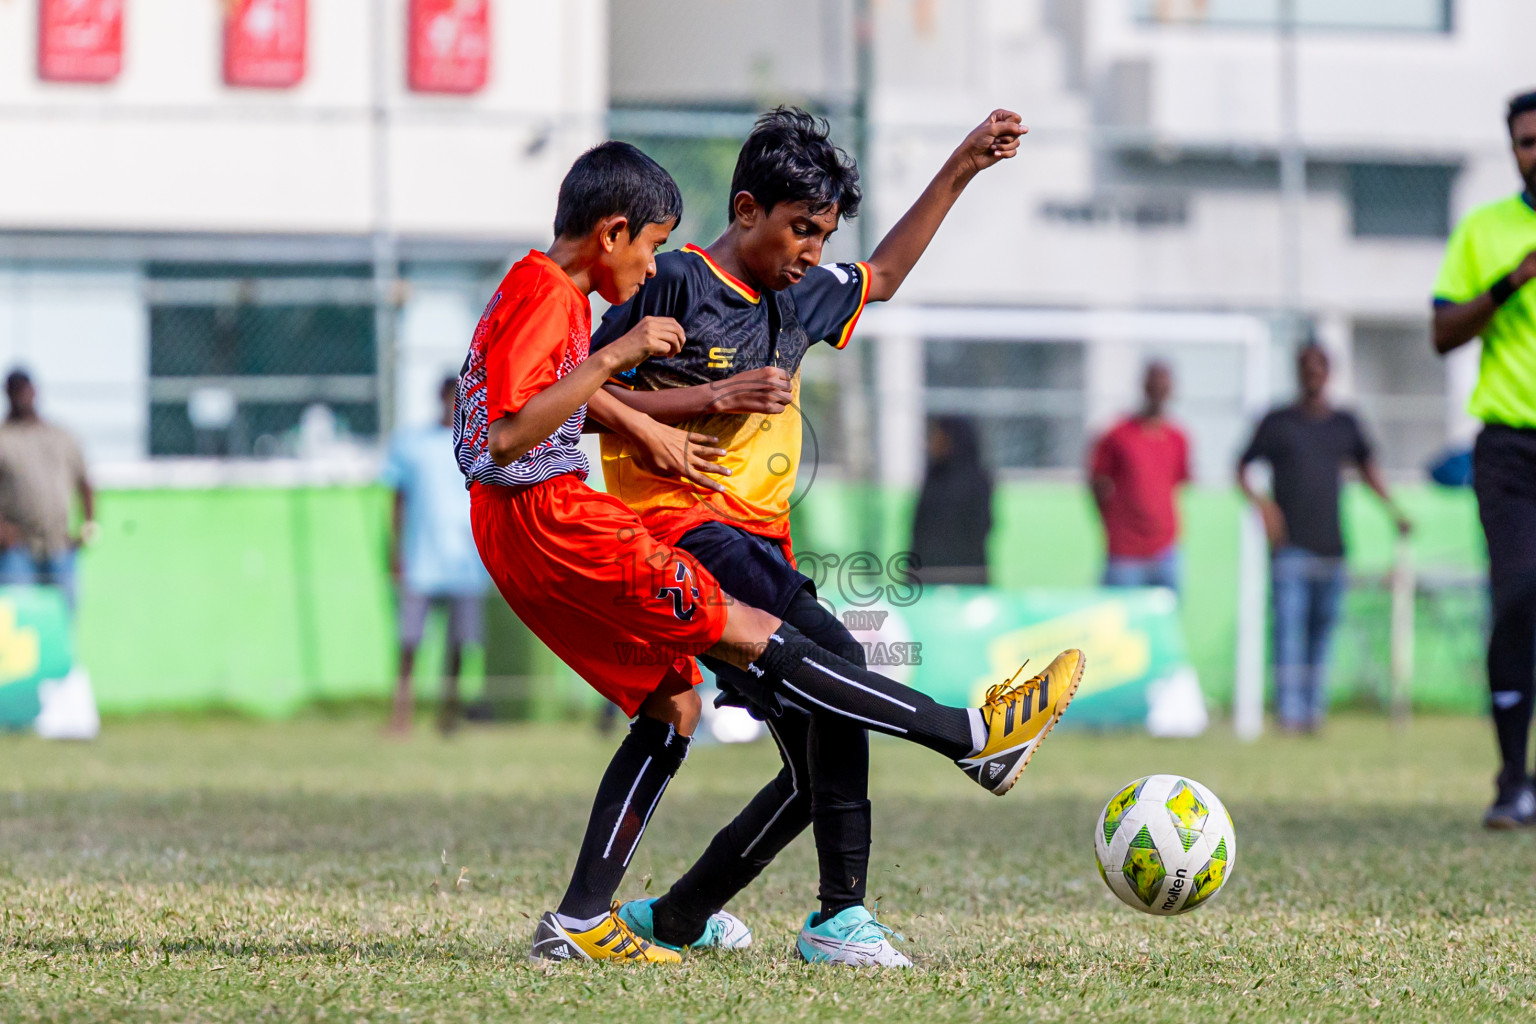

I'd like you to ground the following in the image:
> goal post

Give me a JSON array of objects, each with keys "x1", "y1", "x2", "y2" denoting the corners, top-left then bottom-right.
[{"x1": 857, "y1": 304, "x2": 1274, "y2": 738}]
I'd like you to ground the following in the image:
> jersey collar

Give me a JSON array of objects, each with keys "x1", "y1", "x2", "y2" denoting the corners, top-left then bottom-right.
[
  {"x1": 525, "y1": 249, "x2": 591, "y2": 306},
  {"x1": 683, "y1": 244, "x2": 761, "y2": 304}
]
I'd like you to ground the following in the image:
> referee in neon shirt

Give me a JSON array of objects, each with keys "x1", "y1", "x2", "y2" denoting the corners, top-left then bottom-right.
[{"x1": 1433, "y1": 88, "x2": 1536, "y2": 828}]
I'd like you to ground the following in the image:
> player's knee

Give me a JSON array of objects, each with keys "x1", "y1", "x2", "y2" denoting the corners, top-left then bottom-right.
[
  {"x1": 640, "y1": 673, "x2": 703, "y2": 737},
  {"x1": 674, "y1": 687, "x2": 703, "y2": 735},
  {"x1": 713, "y1": 603, "x2": 783, "y2": 665},
  {"x1": 763, "y1": 764, "x2": 806, "y2": 808},
  {"x1": 841, "y1": 631, "x2": 867, "y2": 668},
  {"x1": 786, "y1": 588, "x2": 864, "y2": 667}
]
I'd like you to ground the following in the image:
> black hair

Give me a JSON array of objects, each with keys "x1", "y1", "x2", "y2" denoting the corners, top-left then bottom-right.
[
  {"x1": 1296, "y1": 342, "x2": 1330, "y2": 368},
  {"x1": 1508, "y1": 89, "x2": 1536, "y2": 135},
  {"x1": 553, "y1": 141, "x2": 684, "y2": 240},
  {"x1": 728, "y1": 107, "x2": 861, "y2": 223},
  {"x1": 5, "y1": 369, "x2": 31, "y2": 396}
]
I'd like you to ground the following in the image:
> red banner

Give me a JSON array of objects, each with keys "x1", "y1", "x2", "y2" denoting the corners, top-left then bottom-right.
[
  {"x1": 37, "y1": 0, "x2": 123, "y2": 83},
  {"x1": 224, "y1": 0, "x2": 306, "y2": 89},
  {"x1": 408, "y1": 0, "x2": 489, "y2": 94}
]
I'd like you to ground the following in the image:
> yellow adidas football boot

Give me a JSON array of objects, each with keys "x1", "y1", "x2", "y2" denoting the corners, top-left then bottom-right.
[
  {"x1": 529, "y1": 906, "x2": 683, "y2": 965},
  {"x1": 956, "y1": 649, "x2": 1084, "y2": 795}
]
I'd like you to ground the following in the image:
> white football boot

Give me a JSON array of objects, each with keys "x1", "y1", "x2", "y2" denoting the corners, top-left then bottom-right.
[{"x1": 795, "y1": 906, "x2": 911, "y2": 967}]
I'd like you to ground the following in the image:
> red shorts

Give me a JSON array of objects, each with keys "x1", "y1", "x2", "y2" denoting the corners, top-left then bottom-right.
[{"x1": 470, "y1": 475, "x2": 731, "y2": 716}]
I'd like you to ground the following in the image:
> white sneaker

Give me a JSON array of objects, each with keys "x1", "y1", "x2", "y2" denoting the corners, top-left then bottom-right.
[
  {"x1": 616, "y1": 897, "x2": 752, "y2": 951},
  {"x1": 795, "y1": 906, "x2": 911, "y2": 967}
]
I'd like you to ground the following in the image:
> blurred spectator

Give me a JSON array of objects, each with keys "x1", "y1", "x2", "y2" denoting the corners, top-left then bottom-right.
[
  {"x1": 911, "y1": 417, "x2": 993, "y2": 585},
  {"x1": 1089, "y1": 361, "x2": 1190, "y2": 592},
  {"x1": 0, "y1": 370, "x2": 95, "y2": 611},
  {"x1": 383, "y1": 376, "x2": 488, "y2": 736},
  {"x1": 1237, "y1": 344, "x2": 1410, "y2": 733}
]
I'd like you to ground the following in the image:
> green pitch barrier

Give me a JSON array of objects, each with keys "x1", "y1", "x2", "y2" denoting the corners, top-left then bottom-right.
[
  {"x1": 74, "y1": 488, "x2": 396, "y2": 718},
  {"x1": 788, "y1": 480, "x2": 1489, "y2": 714},
  {"x1": 69, "y1": 481, "x2": 1486, "y2": 719}
]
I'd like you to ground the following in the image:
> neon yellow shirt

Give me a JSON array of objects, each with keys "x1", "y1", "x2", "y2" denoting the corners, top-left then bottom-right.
[{"x1": 1434, "y1": 193, "x2": 1536, "y2": 428}]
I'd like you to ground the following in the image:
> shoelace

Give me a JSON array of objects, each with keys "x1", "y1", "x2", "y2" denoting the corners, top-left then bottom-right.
[
  {"x1": 607, "y1": 902, "x2": 657, "y2": 956},
  {"x1": 831, "y1": 906, "x2": 904, "y2": 958},
  {"x1": 698, "y1": 915, "x2": 727, "y2": 946},
  {"x1": 982, "y1": 661, "x2": 1040, "y2": 719}
]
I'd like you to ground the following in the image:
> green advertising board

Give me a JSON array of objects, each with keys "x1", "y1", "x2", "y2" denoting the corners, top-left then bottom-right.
[
  {"x1": 818, "y1": 586, "x2": 1197, "y2": 730},
  {"x1": 0, "y1": 586, "x2": 73, "y2": 729}
]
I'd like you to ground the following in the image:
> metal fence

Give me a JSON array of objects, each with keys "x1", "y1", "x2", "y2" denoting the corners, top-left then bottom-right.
[{"x1": 146, "y1": 269, "x2": 382, "y2": 458}]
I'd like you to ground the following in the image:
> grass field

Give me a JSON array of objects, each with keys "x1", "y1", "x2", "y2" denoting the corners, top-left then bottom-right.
[{"x1": 2, "y1": 715, "x2": 1533, "y2": 1023}]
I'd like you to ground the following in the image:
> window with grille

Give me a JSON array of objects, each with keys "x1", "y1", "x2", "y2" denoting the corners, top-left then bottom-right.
[{"x1": 146, "y1": 264, "x2": 379, "y2": 456}]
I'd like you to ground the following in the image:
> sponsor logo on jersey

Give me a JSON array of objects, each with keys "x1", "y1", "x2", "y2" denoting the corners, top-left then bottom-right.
[{"x1": 707, "y1": 346, "x2": 737, "y2": 369}]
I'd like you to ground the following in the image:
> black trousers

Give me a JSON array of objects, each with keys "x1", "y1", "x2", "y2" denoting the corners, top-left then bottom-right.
[{"x1": 1472, "y1": 424, "x2": 1536, "y2": 774}]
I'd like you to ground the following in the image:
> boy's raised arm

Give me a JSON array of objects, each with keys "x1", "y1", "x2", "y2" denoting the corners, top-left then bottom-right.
[{"x1": 863, "y1": 109, "x2": 1026, "y2": 303}]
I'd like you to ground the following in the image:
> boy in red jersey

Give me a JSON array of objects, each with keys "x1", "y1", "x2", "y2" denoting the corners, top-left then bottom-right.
[{"x1": 457, "y1": 141, "x2": 1082, "y2": 965}]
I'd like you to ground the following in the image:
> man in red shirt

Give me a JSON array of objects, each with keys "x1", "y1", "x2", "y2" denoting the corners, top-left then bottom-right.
[{"x1": 1089, "y1": 361, "x2": 1191, "y2": 592}]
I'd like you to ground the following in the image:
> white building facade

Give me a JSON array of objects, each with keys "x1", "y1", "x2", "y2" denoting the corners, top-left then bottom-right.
[
  {"x1": 0, "y1": 0, "x2": 605, "y2": 472},
  {"x1": 6, "y1": 0, "x2": 1530, "y2": 484}
]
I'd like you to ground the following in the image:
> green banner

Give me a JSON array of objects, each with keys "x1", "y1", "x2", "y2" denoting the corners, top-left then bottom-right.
[
  {"x1": 822, "y1": 586, "x2": 1198, "y2": 730},
  {"x1": 0, "y1": 586, "x2": 74, "y2": 729}
]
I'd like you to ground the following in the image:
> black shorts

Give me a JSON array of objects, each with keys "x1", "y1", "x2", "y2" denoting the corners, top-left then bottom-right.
[
  {"x1": 1473, "y1": 424, "x2": 1536, "y2": 614},
  {"x1": 675, "y1": 520, "x2": 815, "y2": 716},
  {"x1": 675, "y1": 521, "x2": 812, "y2": 619}
]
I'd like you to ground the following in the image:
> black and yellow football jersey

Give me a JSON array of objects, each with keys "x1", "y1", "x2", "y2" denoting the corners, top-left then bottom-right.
[{"x1": 591, "y1": 244, "x2": 871, "y2": 544}]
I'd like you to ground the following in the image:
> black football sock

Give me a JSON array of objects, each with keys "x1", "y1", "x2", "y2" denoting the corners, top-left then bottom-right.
[
  {"x1": 779, "y1": 589, "x2": 872, "y2": 923},
  {"x1": 807, "y1": 709, "x2": 871, "y2": 923},
  {"x1": 749, "y1": 622, "x2": 976, "y2": 760},
  {"x1": 556, "y1": 714, "x2": 690, "y2": 922},
  {"x1": 1488, "y1": 589, "x2": 1536, "y2": 778},
  {"x1": 650, "y1": 709, "x2": 814, "y2": 948}
]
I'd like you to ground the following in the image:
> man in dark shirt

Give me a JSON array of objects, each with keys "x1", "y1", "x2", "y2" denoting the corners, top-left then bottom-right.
[{"x1": 1237, "y1": 344, "x2": 1410, "y2": 732}]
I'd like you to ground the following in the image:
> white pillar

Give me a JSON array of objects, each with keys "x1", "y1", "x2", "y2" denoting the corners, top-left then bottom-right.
[
  {"x1": 1234, "y1": 506, "x2": 1268, "y2": 741},
  {"x1": 1234, "y1": 319, "x2": 1273, "y2": 741}
]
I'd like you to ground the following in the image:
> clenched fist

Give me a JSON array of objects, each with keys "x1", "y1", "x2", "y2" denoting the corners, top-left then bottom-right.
[{"x1": 604, "y1": 317, "x2": 686, "y2": 374}]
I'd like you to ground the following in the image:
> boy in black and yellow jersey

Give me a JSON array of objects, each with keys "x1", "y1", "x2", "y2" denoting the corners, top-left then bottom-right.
[{"x1": 587, "y1": 107, "x2": 1059, "y2": 966}]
